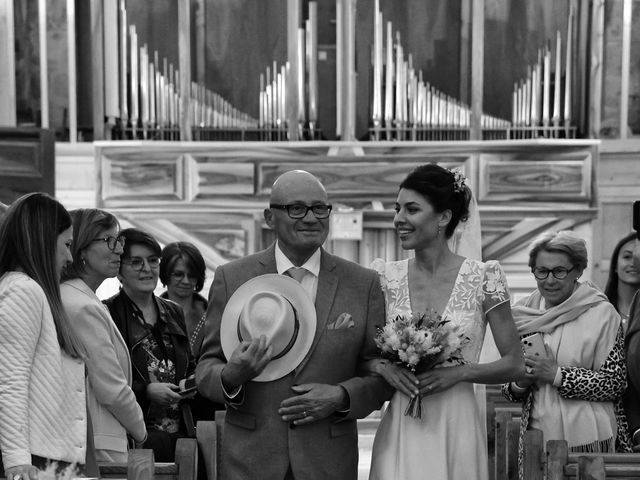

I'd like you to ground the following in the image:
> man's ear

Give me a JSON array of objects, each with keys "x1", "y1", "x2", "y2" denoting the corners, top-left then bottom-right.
[{"x1": 264, "y1": 208, "x2": 274, "y2": 228}]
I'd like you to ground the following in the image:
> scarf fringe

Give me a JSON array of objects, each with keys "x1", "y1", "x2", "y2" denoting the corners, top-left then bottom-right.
[{"x1": 569, "y1": 437, "x2": 615, "y2": 453}]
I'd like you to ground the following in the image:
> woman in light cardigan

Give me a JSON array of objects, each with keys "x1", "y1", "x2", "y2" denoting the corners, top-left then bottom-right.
[
  {"x1": 503, "y1": 230, "x2": 632, "y2": 480},
  {"x1": 61, "y1": 209, "x2": 147, "y2": 462},
  {"x1": 0, "y1": 193, "x2": 88, "y2": 480}
]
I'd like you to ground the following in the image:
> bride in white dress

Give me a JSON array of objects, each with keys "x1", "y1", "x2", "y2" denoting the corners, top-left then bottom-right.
[{"x1": 367, "y1": 164, "x2": 524, "y2": 480}]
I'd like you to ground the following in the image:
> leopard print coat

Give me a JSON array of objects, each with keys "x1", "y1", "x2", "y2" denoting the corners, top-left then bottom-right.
[{"x1": 502, "y1": 325, "x2": 633, "y2": 480}]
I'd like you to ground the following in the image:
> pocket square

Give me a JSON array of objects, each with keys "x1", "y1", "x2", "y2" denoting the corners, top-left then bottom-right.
[{"x1": 328, "y1": 313, "x2": 354, "y2": 330}]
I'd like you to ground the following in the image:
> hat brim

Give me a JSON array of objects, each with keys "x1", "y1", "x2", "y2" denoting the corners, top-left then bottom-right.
[{"x1": 221, "y1": 274, "x2": 317, "y2": 382}]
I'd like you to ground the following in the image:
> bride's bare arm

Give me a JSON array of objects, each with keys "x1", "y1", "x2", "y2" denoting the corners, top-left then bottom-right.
[
  {"x1": 416, "y1": 302, "x2": 524, "y2": 395},
  {"x1": 363, "y1": 358, "x2": 420, "y2": 399}
]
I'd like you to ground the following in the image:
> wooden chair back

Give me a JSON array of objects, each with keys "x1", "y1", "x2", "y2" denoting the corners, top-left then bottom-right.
[
  {"x1": 195, "y1": 410, "x2": 226, "y2": 480},
  {"x1": 521, "y1": 429, "x2": 640, "y2": 479},
  {"x1": 99, "y1": 437, "x2": 198, "y2": 480},
  {"x1": 492, "y1": 402, "x2": 521, "y2": 480}
]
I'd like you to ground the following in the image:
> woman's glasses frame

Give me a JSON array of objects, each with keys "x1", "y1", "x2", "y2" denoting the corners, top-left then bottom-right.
[
  {"x1": 532, "y1": 266, "x2": 575, "y2": 280},
  {"x1": 92, "y1": 235, "x2": 125, "y2": 251},
  {"x1": 121, "y1": 256, "x2": 161, "y2": 271}
]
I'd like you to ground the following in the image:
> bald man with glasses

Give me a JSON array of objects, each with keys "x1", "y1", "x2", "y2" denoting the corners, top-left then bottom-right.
[{"x1": 196, "y1": 170, "x2": 391, "y2": 480}]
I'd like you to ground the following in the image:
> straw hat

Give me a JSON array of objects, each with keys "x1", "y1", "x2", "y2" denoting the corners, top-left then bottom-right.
[{"x1": 220, "y1": 274, "x2": 317, "y2": 381}]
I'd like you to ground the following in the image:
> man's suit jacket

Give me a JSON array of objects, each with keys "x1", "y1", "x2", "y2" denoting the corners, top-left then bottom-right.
[{"x1": 195, "y1": 245, "x2": 390, "y2": 480}]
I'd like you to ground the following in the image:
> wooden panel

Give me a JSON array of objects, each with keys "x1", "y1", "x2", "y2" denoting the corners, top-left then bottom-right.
[
  {"x1": 0, "y1": 141, "x2": 42, "y2": 176},
  {"x1": 478, "y1": 153, "x2": 591, "y2": 202},
  {"x1": 257, "y1": 158, "x2": 470, "y2": 196},
  {"x1": 116, "y1": 210, "x2": 260, "y2": 269},
  {"x1": 193, "y1": 159, "x2": 254, "y2": 198},
  {"x1": 92, "y1": 139, "x2": 600, "y2": 275},
  {"x1": 102, "y1": 155, "x2": 183, "y2": 202},
  {"x1": 0, "y1": 128, "x2": 54, "y2": 203}
]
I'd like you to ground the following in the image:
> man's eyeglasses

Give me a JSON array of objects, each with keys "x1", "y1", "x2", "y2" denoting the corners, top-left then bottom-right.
[
  {"x1": 121, "y1": 256, "x2": 160, "y2": 271},
  {"x1": 92, "y1": 235, "x2": 125, "y2": 251},
  {"x1": 269, "y1": 203, "x2": 332, "y2": 219},
  {"x1": 532, "y1": 266, "x2": 575, "y2": 280}
]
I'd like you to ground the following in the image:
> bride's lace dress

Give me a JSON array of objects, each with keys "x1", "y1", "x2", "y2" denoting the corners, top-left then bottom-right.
[{"x1": 369, "y1": 258, "x2": 510, "y2": 480}]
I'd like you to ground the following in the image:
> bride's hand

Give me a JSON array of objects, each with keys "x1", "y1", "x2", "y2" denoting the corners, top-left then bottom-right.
[
  {"x1": 373, "y1": 360, "x2": 420, "y2": 399},
  {"x1": 417, "y1": 366, "x2": 461, "y2": 395}
]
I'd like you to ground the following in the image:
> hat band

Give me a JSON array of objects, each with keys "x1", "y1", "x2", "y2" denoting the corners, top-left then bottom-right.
[{"x1": 236, "y1": 298, "x2": 301, "y2": 360}]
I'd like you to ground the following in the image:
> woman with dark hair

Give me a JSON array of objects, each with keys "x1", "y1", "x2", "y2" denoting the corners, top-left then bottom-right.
[
  {"x1": 61, "y1": 209, "x2": 146, "y2": 462},
  {"x1": 159, "y1": 242, "x2": 208, "y2": 356},
  {"x1": 367, "y1": 164, "x2": 523, "y2": 480},
  {"x1": 0, "y1": 193, "x2": 88, "y2": 479},
  {"x1": 503, "y1": 230, "x2": 631, "y2": 479},
  {"x1": 605, "y1": 232, "x2": 640, "y2": 332},
  {"x1": 104, "y1": 228, "x2": 198, "y2": 462}
]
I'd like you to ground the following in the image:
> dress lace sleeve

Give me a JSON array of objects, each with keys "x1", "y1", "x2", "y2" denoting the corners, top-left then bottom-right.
[
  {"x1": 369, "y1": 258, "x2": 387, "y2": 286},
  {"x1": 370, "y1": 258, "x2": 385, "y2": 274},
  {"x1": 481, "y1": 260, "x2": 511, "y2": 315}
]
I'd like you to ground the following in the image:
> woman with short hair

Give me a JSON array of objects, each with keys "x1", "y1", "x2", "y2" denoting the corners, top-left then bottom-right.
[
  {"x1": 504, "y1": 230, "x2": 632, "y2": 479},
  {"x1": 104, "y1": 228, "x2": 197, "y2": 462}
]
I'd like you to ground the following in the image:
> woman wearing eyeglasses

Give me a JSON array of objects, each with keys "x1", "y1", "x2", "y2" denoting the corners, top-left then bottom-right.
[
  {"x1": 503, "y1": 230, "x2": 632, "y2": 479},
  {"x1": 159, "y1": 242, "x2": 208, "y2": 357},
  {"x1": 103, "y1": 228, "x2": 198, "y2": 462},
  {"x1": 60, "y1": 209, "x2": 146, "y2": 462}
]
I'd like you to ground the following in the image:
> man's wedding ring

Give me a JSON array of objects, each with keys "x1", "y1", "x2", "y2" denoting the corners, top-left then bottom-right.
[
  {"x1": 526, "y1": 366, "x2": 533, "y2": 374},
  {"x1": 14, "y1": 474, "x2": 23, "y2": 480}
]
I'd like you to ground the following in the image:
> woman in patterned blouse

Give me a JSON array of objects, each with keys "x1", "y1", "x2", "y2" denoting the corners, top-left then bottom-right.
[
  {"x1": 104, "y1": 228, "x2": 197, "y2": 462},
  {"x1": 503, "y1": 230, "x2": 632, "y2": 479}
]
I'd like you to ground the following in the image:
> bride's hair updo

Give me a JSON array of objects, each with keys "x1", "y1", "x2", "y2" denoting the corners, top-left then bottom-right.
[{"x1": 399, "y1": 163, "x2": 472, "y2": 238}]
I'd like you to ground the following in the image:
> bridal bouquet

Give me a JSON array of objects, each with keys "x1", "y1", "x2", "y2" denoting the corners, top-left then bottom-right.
[{"x1": 374, "y1": 310, "x2": 467, "y2": 418}]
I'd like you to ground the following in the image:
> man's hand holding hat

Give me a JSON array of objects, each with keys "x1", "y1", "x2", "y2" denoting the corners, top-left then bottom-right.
[{"x1": 221, "y1": 336, "x2": 273, "y2": 391}]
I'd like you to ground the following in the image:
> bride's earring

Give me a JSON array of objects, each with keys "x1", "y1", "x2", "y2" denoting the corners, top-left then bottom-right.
[{"x1": 436, "y1": 225, "x2": 441, "y2": 238}]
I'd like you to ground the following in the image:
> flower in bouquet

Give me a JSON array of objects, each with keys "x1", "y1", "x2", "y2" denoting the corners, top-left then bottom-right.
[{"x1": 375, "y1": 310, "x2": 467, "y2": 418}]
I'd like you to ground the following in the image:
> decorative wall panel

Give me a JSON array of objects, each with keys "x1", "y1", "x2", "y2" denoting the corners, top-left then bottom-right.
[
  {"x1": 478, "y1": 153, "x2": 592, "y2": 202},
  {"x1": 95, "y1": 139, "x2": 600, "y2": 290}
]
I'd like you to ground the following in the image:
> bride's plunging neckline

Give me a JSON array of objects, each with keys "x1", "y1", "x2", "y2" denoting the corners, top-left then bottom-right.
[{"x1": 407, "y1": 257, "x2": 468, "y2": 318}]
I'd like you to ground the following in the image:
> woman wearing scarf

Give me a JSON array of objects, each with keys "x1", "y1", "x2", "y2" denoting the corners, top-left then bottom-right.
[{"x1": 502, "y1": 230, "x2": 632, "y2": 479}]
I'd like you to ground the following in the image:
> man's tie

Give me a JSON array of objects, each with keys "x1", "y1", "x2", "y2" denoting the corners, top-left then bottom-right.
[{"x1": 286, "y1": 267, "x2": 306, "y2": 283}]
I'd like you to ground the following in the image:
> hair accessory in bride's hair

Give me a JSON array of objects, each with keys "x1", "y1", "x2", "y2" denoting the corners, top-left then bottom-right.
[{"x1": 449, "y1": 168, "x2": 467, "y2": 193}]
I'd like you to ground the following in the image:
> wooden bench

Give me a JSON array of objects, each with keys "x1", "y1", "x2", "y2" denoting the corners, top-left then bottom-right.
[
  {"x1": 521, "y1": 429, "x2": 640, "y2": 479},
  {"x1": 485, "y1": 383, "x2": 521, "y2": 480},
  {"x1": 99, "y1": 437, "x2": 198, "y2": 480},
  {"x1": 546, "y1": 439, "x2": 640, "y2": 479}
]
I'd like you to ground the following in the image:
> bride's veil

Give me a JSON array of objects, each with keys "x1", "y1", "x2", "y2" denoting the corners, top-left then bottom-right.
[
  {"x1": 448, "y1": 193, "x2": 496, "y2": 440},
  {"x1": 447, "y1": 194, "x2": 482, "y2": 261}
]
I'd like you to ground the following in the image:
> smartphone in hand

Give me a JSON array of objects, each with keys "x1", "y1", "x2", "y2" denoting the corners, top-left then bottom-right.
[
  {"x1": 521, "y1": 333, "x2": 546, "y2": 357},
  {"x1": 179, "y1": 385, "x2": 197, "y2": 396}
]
